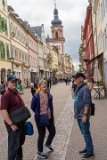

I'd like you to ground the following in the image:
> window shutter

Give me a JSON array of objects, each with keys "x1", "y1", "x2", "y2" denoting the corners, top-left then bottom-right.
[
  {"x1": 0, "y1": 42, "x2": 5, "y2": 59},
  {"x1": 1, "y1": 17, "x2": 5, "y2": 32},
  {"x1": 6, "y1": 44, "x2": 10, "y2": 60},
  {"x1": 4, "y1": 19, "x2": 7, "y2": 33},
  {"x1": 0, "y1": 16, "x2": 2, "y2": 31}
]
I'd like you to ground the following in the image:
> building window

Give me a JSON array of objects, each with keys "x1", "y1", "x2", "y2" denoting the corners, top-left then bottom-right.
[
  {"x1": 105, "y1": 0, "x2": 107, "y2": 11},
  {"x1": 6, "y1": 44, "x2": 10, "y2": 60},
  {"x1": 22, "y1": 53, "x2": 24, "y2": 62},
  {"x1": 15, "y1": 48, "x2": 18, "y2": 60},
  {"x1": 19, "y1": 49, "x2": 21, "y2": 61},
  {"x1": 55, "y1": 32, "x2": 58, "y2": 38},
  {"x1": 2, "y1": 0, "x2": 6, "y2": 8},
  {"x1": 0, "y1": 16, "x2": 7, "y2": 34},
  {"x1": 0, "y1": 41, "x2": 5, "y2": 59}
]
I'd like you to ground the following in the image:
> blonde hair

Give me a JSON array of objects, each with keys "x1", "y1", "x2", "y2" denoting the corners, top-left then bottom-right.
[{"x1": 39, "y1": 79, "x2": 47, "y2": 86}]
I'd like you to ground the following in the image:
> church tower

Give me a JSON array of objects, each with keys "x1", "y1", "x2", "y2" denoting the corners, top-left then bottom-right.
[{"x1": 51, "y1": 2, "x2": 65, "y2": 55}]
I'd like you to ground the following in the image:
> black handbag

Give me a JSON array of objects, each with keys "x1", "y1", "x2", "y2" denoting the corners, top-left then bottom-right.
[
  {"x1": 39, "y1": 114, "x2": 49, "y2": 127},
  {"x1": 91, "y1": 103, "x2": 95, "y2": 116},
  {"x1": 9, "y1": 107, "x2": 31, "y2": 124}
]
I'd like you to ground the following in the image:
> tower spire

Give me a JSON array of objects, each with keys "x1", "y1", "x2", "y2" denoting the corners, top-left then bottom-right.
[
  {"x1": 54, "y1": 0, "x2": 56, "y2": 8},
  {"x1": 51, "y1": 0, "x2": 62, "y2": 25}
]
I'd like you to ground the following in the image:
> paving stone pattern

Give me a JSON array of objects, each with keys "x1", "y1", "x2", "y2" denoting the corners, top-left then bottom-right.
[{"x1": 65, "y1": 98, "x2": 107, "y2": 160}]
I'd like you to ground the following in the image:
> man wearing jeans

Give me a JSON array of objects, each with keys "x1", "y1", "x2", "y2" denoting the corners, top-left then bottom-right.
[{"x1": 74, "y1": 72, "x2": 94, "y2": 159}]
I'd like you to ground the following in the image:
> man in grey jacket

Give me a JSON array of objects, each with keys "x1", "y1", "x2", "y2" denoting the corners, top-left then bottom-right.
[{"x1": 74, "y1": 72, "x2": 94, "y2": 159}]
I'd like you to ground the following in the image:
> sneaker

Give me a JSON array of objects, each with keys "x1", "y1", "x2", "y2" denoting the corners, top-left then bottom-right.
[
  {"x1": 44, "y1": 145, "x2": 54, "y2": 152},
  {"x1": 37, "y1": 152, "x2": 48, "y2": 159},
  {"x1": 82, "y1": 153, "x2": 94, "y2": 158},
  {"x1": 79, "y1": 149, "x2": 87, "y2": 154}
]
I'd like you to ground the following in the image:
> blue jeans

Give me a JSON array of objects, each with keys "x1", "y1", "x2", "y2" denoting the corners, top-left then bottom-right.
[{"x1": 77, "y1": 119, "x2": 94, "y2": 154}]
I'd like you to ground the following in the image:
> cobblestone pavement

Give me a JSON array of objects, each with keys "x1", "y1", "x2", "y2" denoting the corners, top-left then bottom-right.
[
  {"x1": 0, "y1": 83, "x2": 73, "y2": 160},
  {"x1": 65, "y1": 96, "x2": 107, "y2": 160},
  {"x1": 33, "y1": 96, "x2": 74, "y2": 160},
  {"x1": 1, "y1": 84, "x2": 107, "y2": 160}
]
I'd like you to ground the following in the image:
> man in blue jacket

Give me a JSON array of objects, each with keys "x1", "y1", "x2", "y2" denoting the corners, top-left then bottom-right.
[{"x1": 74, "y1": 72, "x2": 94, "y2": 159}]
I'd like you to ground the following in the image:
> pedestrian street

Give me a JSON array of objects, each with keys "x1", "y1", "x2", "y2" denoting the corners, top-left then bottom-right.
[{"x1": 0, "y1": 83, "x2": 74, "y2": 160}]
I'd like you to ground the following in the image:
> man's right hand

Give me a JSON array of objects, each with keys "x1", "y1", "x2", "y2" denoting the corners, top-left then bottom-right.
[{"x1": 10, "y1": 124, "x2": 18, "y2": 132}]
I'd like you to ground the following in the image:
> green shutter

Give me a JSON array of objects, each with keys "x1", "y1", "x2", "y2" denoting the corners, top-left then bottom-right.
[
  {"x1": 6, "y1": 44, "x2": 10, "y2": 60},
  {"x1": 0, "y1": 42, "x2": 5, "y2": 59},
  {"x1": 4, "y1": 19, "x2": 7, "y2": 33},
  {"x1": 2, "y1": 0, "x2": 5, "y2": 7},
  {"x1": 0, "y1": 16, "x2": 7, "y2": 33},
  {"x1": 0, "y1": 16, "x2": 2, "y2": 31},
  {"x1": 1, "y1": 17, "x2": 5, "y2": 32}
]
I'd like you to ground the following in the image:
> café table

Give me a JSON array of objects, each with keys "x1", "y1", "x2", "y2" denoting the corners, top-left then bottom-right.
[{"x1": 93, "y1": 86, "x2": 104, "y2": 99}]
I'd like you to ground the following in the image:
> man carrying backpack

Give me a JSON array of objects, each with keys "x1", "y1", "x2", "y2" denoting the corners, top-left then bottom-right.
[{"x1": 74, "y1": 72, "x2": 94, "y2": 159}]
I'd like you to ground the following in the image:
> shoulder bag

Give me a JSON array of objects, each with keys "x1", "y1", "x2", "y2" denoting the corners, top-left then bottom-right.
[
  {"x1": 39, "y1": 114, "x2": 49, "y2": 127},
  {"x1": 91, "y1": 102, "x2": 95, "y2": 116},
  {"x1": 9, "y1": 106, "x2": 31, "y2": 124}
]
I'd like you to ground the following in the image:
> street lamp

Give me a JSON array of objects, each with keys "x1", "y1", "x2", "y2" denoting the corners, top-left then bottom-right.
[{"x1": 9, "y1": 57, "x2": 14, "y2": 75}]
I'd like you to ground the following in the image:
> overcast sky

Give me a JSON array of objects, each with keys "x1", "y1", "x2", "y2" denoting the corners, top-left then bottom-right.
[{"x1": 7, "y1": 0, "x2": 88, "y2": 68}]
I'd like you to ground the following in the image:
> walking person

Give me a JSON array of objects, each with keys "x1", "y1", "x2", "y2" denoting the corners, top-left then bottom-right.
[
  {"x1": 0, "y1": 75, "x2": 26, "y2": 160},
  {"x1": 65, "y1": 77, "x2": 68, "y2": 85},
  {"x1": 74, "y1": 72, "x2": 94, "y2": 159},
  {"x1": 0, "y1": 80, "x2": 6, "y2": 95},
  {"x1": 31, "y1": 79, "x2": 56, "y2": 159},
  {"x1": 30, "y1": 81, "x2": 36, "y2": 96},
  {"x1": 46, "y1": 78, "x2": 51, "y2": 93},
  {"x1": 17, "y1": 79, "x2": 23, "y2": 95},
  {"x1": 71, "y1": 77, "x2": 77, "y2": 99}
]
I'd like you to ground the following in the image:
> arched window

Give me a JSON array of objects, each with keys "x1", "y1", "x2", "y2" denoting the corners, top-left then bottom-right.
[{"x1": 55, "y1": 32, "x2": 58, "y2": 38}]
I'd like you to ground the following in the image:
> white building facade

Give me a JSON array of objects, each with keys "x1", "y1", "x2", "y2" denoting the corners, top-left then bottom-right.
[{"x1": 8, "y1": 6, "x2": 30, "y2": 86}]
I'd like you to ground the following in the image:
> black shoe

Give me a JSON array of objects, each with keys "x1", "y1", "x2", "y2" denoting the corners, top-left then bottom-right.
[
  {"x1": 44, "y1": 144, "x2": 54, "y2": 152},
  {"x1": 79, "y1": 149, "x2": 87, "y2": 154},
  {"x1": 82, "y1": 153, "x2": 94, "y2": 158}
]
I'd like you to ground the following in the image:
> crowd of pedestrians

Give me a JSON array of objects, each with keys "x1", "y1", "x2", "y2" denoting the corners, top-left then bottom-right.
[{"x1": 0, "y1": 72, "x2": 95, "y2": 159}]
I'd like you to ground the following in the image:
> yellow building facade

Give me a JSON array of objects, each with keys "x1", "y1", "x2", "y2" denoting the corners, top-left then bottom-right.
[
  {"x1": 51, "y1": 46, "x2": 58, "y2": 71},
  {"x1": 64, "y1": 55, "x2": 73, "y2": 77},
  {"x1": 0, "y1": 0, "x2": 11, "y2": 83}
]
